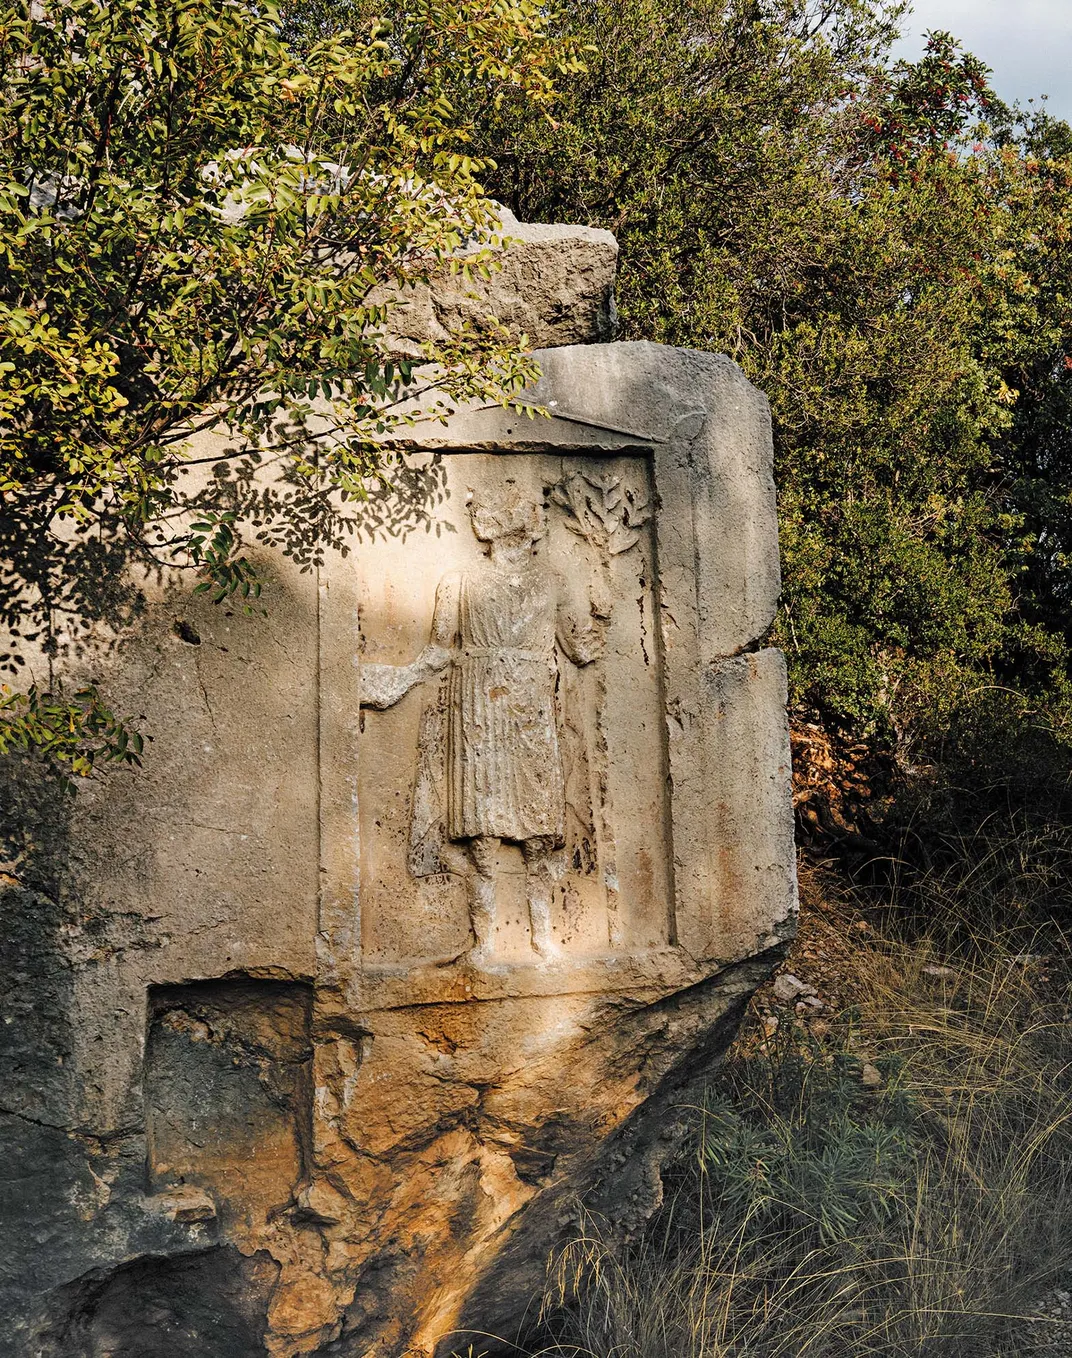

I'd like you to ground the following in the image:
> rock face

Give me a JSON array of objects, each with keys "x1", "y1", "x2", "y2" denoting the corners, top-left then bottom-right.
[
  {"x1": 371, "y1": 212, "x2": 619, "y2": 354},
  {"x1": 0, "y1": 226, "x2": 796, "y2": 1356}
]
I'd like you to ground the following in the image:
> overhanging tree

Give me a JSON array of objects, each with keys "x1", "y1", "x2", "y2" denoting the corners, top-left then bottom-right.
[{"x1": 0, "y1": 0, "x2": 580, "y2": 778}]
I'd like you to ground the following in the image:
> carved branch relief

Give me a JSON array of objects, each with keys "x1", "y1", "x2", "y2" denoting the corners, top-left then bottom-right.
[
  {"x1": 549, "y1": 471, "x2": 651, "y2": 946},
  {"x1": 552, "y1": 470, "x2": 652, "y2": 558}
]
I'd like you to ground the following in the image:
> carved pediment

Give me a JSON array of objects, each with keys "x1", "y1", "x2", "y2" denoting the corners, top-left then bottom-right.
[{"x1": 391, "y1": 401, "x2": 664, "y2": 453}]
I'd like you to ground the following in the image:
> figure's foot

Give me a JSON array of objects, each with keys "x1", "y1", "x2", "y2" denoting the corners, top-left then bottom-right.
[
  {"x1": 463, "y1": 939, "x2": 494, "y2": 967},
  {"x1": 530, "y1": 930, "x2": 558, "y2": 963}
]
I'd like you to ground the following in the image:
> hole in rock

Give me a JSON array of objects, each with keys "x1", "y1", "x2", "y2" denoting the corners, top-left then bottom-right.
[
  {"x1": 145, "y1": 977, "x2": 313, "y2": 1225},
  {"x1": 44, "y1": 1246, "x2": 279, "y2": 1358},
  {"x1": 172, "y1": 619, "x2": 201, "y2": 645}
]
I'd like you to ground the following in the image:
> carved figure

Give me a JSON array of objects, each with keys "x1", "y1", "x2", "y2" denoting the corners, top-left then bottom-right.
[{"x1": 361, "y1": 487, "x2": 606, "y2": 962}]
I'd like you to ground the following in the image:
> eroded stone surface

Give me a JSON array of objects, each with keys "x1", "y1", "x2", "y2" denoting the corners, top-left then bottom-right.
[
  {"x1": 1, "y1": 233, "x2": 794, "y2": 1357},
  {"x1": 371, "y1": 214, "x2": 619, "y2": 355},
  {"x1": 397, "y1": 341, "x2": 782, "y2": 658}
]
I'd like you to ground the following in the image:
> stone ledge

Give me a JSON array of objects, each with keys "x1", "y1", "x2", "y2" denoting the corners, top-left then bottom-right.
[{"x1": 347, "y1": 938, "x2": 790, "y2": 1011}]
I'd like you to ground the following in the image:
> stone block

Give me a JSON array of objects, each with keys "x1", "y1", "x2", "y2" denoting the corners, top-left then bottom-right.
[
  {"x1": 371, "y1": 214, "x2": 619, "y2": 354},
  {"x1": 391, "y1": 341, "x2": 781, "y2": 658}
]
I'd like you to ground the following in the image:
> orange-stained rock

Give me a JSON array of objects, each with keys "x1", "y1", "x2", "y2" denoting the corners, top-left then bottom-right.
[{"x1": 268, "y1": 1269, "x2": 345, "y2": 1340}]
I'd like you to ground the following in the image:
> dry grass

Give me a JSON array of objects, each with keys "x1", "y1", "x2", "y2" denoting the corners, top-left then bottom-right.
[{"x1": 527, "y1": 837, "x2": 1072, "y2": 1358}]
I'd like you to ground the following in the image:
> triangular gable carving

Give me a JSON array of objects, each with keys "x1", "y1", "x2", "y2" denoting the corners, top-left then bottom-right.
[{"x1": 392, "y1": 402, "x2": 663, "y2": 453}]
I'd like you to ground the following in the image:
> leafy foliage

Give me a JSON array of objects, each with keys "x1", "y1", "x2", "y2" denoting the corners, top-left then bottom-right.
[
  {"x1": 0, "y1": 0, "x2": 580, "y2": 777},
  {"x1": 465, "y1": 0, "x2": 1072, "y2": 806},
  {"x1": 0, "y1": 684, "x2": 143, "y2": 787},
  {"x1": 694, "y1": 1041, "x2": 917, "y2": 1249}
]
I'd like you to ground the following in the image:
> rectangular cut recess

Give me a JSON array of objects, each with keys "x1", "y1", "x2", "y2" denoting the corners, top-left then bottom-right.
[
  {"x1": 355, "y1": 450, "x2": 672, "y2": 967},
  {"x1": 145, "y1": 980, "x2": 313, "y2": 1223}
]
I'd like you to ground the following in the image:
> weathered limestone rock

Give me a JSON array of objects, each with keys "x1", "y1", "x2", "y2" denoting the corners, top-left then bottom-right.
[
  {"x1": 0, "y1": 230, "x2": 795, "y2": 1357},
  {"x1": 371, "y1": 212, "x2": 619, "y2": 354}
]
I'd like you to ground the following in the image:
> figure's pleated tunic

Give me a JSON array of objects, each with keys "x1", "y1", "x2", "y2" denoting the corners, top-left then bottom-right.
[{"x1": 447, "y1": 564, "x2": 564, "y2": 842}]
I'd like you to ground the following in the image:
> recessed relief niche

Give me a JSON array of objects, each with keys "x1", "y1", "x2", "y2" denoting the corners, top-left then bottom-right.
[
  {"x1": 357, "y1": 452, "x2": 672, "y2": 968},
  {"x1": 145, "y1": 979, "x2": 313, "y2": 1226}
]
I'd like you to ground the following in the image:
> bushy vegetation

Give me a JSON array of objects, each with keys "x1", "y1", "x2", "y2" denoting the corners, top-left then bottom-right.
[
  {"x1": 464, "y1": 0, "x2": 1072, "y2": 833},
  {"x1": 0, "y1": 0, "x2": 579, "y2": 768}
]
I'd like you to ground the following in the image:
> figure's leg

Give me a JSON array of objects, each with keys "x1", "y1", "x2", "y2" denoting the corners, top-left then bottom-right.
[
  {"x1": 466, "y1": 836, "x2": 498, "y2": 962},
  {"x1": 522, "y1": 836, "x2": 560, "y2": 959}
]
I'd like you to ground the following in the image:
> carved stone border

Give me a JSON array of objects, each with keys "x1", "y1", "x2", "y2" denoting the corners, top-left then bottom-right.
[{"x1": 317, "y1": 342, "x2": 797, "y2": 1010}]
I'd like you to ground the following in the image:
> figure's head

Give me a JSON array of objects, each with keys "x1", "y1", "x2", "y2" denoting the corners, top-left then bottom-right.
[{"x1": 466, "y1": 485, "x2": 545, "y2": 550}]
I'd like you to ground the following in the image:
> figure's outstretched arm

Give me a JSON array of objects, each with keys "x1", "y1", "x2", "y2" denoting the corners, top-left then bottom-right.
[{"x1": 360, "y1": 572, "x2": 459, "y2": 709}]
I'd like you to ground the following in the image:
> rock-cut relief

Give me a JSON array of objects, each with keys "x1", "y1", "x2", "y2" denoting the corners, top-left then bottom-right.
[{"x1": 361, "y1": 486, "x2": 612, "y2": 964}]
